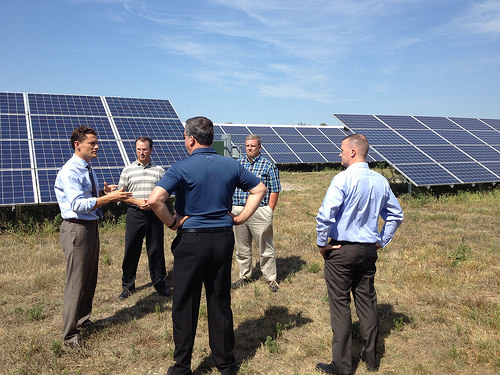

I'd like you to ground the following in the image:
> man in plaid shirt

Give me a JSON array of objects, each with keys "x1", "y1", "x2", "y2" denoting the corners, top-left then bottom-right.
[{"x1": 231, "y1": 134, "x2": 282, "y2": 292}]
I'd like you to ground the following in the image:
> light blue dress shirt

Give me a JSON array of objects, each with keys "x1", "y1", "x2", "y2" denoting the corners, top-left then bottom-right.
[
  {"x1": 316, "y1": 162, "x2": 404, "y2": 247},
  {"x1": 54, "y1": 154, "x2": 100, "y2": 220}
]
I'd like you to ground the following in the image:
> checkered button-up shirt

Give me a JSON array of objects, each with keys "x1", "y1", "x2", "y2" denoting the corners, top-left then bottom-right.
[
  {"x1": 118, "y1": 160, "x2": 165, "y2": 203},
  {"x1": 232, "y1": 154, "x2": 281, "y2": 206}
]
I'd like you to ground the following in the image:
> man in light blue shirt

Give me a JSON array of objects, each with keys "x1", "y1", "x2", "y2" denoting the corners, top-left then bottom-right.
[
  {"x1": 315, "y1": 134, "x2": 403, "y2": 375},
  {"x1": 55, "y1": 125, "x2": 131, "y2": 347}
]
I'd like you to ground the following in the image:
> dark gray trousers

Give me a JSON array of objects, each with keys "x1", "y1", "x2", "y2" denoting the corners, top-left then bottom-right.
[
  {"x1": 60, "y1": 220, "x2": 99, "y2": 343},
  {"x1": 324, "y1": 241, "x2": 379, "y2": 375}
]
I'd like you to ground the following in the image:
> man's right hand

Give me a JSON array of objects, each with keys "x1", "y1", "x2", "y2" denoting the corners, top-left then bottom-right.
[
  {"x1": 109, "y1": 187, "x2": 133, "y2": 202},
  {"x1": 318, "y1": 243, "x2": 342, "y2": 259}
]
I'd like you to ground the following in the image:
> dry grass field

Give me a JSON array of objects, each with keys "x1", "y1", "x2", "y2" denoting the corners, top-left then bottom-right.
[{"x1": 0, "y1": 169, "x2": 499, "y2": 375}]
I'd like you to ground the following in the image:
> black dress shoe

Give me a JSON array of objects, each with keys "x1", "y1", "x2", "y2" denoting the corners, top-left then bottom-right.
[
  {"x1": 360, "y1": 350, "x2": 379, "y2": 372},
  {"x1": 118, "y1": 288, "x2": 135, "y2": 300},
  {"x1": 77, "y1": 319, "x2": 93, "y2": 330},
  {"x1": 316, "y1": 362, "x2": 350, "y2": 375},
  {"x1": 362, "y1": 359, "x2": 379, "y2": 372},
  {"x1": 316, "y1": 362, "x2": 338, "y2": 374},
  {"x1": 155, "y1": 286, "x2": 171, "y2": 297},
  {"x1": 166, "y1": 365, "x2": 192, "y2": 374}
]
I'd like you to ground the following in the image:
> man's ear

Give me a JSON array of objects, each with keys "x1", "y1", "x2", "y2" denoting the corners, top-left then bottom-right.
[{"x1": 187, "y1": 136, "x2": 196, "y2": 147}]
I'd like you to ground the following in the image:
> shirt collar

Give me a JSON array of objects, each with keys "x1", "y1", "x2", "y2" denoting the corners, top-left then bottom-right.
[
  {"x1": 71, "y1": 154, "x2": 90, "y2": 168},
  {"x1": 246, "y1": 153, "x2": 262, "y2": 164},
  {"x1": 191, "y1": 147, "x2": 217, "y2": 155},
  {"x1": 135, "y1": 159, "x2": 155, "y2": 167},
  {"x1": 346, "y1": 161, "x2": 369, "y2": 171}
]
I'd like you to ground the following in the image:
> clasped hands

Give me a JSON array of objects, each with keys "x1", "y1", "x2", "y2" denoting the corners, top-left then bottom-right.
[{"x1": 102, "y1": 182, "x2": 133, "y2": 202}]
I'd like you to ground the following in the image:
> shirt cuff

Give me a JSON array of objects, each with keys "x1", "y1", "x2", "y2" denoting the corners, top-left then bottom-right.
[{"x1": 317, "y1": 233, "x2": 328, "y2": 247}]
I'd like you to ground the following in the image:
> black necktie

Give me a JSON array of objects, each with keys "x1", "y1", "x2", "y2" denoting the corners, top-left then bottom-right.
[{"x1": 86, "y1": 164, "x2": 103, "y2": 219}]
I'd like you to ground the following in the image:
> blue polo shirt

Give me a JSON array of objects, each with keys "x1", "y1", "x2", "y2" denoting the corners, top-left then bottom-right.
[{"x1": 156, "y1": 147, "x2": 261, "y2": 228}]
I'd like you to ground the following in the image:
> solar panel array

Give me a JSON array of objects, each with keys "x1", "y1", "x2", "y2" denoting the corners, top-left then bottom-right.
[
  {"x1": 334, "y1": 114, "x2": 500, "y2": 186},
  {"x1": 0, "y1": 92, "x2": 187, "y2": 206},
  {"x1": 214, "y1": 123, "x2": 383, "y2": 164}
]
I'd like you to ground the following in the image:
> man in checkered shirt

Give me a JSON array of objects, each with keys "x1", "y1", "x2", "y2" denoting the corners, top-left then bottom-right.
[
  {"x1": 231, "y1": 134, "x2": 282, "y2": 292},
  {"x1": 117, "y1": 136, "x2": 170, "y2": 299}
]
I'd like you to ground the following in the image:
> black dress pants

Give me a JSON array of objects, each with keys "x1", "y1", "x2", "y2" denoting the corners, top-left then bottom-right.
[
  {"x1": 122, "y1": 206, "x2": 166, "y2": 291},
  {"x1": 324, "y1": 241, "x2": 379, "y2": 375},
  {"x1": 170, "y1": 229, "x2": 235, "y2": 375}
]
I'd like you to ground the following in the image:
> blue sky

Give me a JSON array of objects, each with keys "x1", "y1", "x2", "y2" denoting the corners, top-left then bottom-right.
[{"x1": 1, "y1": 0, "x2": 500, "y2": 125}]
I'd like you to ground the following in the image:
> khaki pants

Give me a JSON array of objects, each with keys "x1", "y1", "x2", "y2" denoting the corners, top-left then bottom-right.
[
  {"x1": 231, "y1": 205, "x2": 276, "y2": 282},
  {"x1": 60, "y1": 220, "x2": 99, "y2": 344}
]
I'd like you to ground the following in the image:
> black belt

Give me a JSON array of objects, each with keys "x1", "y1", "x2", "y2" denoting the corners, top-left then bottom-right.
[
  {"x1": 178, "y1": 226, "x2": 232, "y2": 233},
  {"x1": 330, "y1": 239, "x2": 375, "y2": 246},
  {"x1": 64, "y1": 218, "x2": 99, "y2": 225}
]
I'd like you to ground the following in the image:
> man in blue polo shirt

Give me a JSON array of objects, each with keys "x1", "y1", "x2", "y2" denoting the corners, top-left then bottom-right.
[{"x1": 148, "y1": 116, "x2": 267, "y2": 375}]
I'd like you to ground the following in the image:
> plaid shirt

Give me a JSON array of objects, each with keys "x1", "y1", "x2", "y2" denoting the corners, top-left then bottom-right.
[
  {"x1": 232, "y1": 153, "x2": 281, "y2": 206},
  {"x1": 118, "y1": 160, "x2": 165, "y2": 203}
]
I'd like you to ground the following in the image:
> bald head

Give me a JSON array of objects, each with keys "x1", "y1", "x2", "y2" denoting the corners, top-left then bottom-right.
[{"x1": 339, "y1": 134, "x2": 369, "y2": 167}]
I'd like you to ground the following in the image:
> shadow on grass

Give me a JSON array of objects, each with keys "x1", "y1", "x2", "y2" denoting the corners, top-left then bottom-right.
[
  {"x1": 90, "y1": 292, "x2": 171, "y2": 331},
  {"x1": 93, "y1": 268, "x2": 175, "y2": 329},
  {"x1": 351, "y1": 303, "x2": 412, "y2": 373},
  {"x1": 193, "y1": 305, "x2": 313, "y2": 374},
  {"x1": 242, "y1": 255, "x2": 307, "y2": 285}
]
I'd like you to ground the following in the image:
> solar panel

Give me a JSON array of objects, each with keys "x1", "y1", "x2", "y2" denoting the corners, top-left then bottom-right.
[
  {"x1": 396, "y1": 130, "x2": 446, "y2": 145},
  {"x1": 1, "y1": 115, "x2": 28, "y2": 139},
  {"x1": 0, "y1": 170, "x2": 36, "y2": 204},
  {"x1": 31, "y1": 116, "x2": 115, "y2": 140},
  {"x1": 334, "y1": 114, "x2": 500, "y2": 186},
  {"x1": 442, "y1": 163, "x2": 498, "y2": 184},
  {"x1": 0, "y1": 92, "x2": 187, "y2": 206},
  {"x1": 456, "y1": 145, "x2": 500, "y2": 162},
  {"x1": 0, "y1": 92, "x2": 25, "y2": 114},
  {"x1": 106, "y1": 96, "x2": 178, "y2": 118},
  {"x1": 377, "y1": 115, "x2": 426, "y2": 130},
  {"x1": 113, "y1": 118, "x2": 184, "y2": 140},
  {"x1": 371, "y1": 145, "x2": 433, "y2": 164},
  {"x1": 470, "y1": 131, "x2": 500, "y2": 145},
  {"x1": 433, "y1": 130, "x2": 483, "y2": 145},
  {"x1": 0, "y1": 140, "x2": 32, "y2": 169},
  {"x1": 28, "y1": 93, "x2": 107, "y2": 116},
  {"x1": 450, "y1": 117, "x2": 493, "y2": 131},
  {"x1": 482, "y1": 118, "x2": 500, "y2": 130},
  {"x1": 415, "y1": 116, "x2": 461, "y2": 130},
  {"x1": 396, "y1": 164, "x2": 460, "y2": 186}
]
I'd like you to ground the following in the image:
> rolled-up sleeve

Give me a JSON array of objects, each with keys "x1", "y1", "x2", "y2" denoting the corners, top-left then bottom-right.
[
  {"x1": 379, "y1": 189, "x2": 404, "y2": 247},
  {"x1": 316, "y1": 176, "x2": 345, "y2": 246}
]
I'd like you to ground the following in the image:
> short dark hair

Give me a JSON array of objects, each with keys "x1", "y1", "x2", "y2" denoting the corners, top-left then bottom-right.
[
  {"x1": 70, "y1": 126, "x2": 97, "y2": 150},
  {"x1": 136, "y1": 136, "x2": 153, "y2": 149},
  {"x1": 184, "y1": 116, "x2": 214, "y2": 146},
  {"x1": 343, "y1": 133, "x2": 369, "y2": 158}
]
